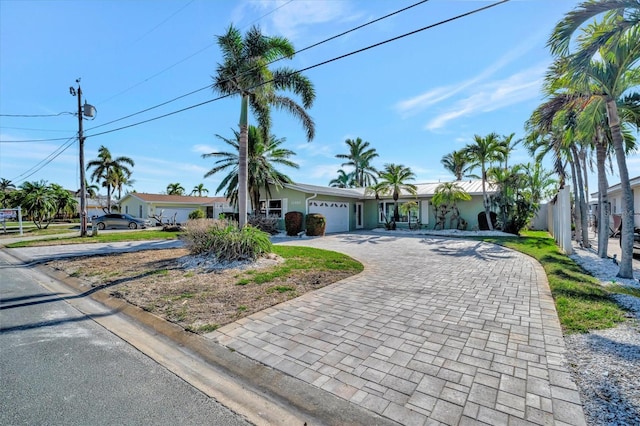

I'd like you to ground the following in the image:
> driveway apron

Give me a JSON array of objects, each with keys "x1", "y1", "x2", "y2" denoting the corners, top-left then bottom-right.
[{"x1": 210, "y1": 232, "x2": 586, "y2": 425}]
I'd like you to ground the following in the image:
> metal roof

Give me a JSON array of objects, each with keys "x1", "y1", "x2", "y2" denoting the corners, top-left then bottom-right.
[
  {"x1": 122, "y1": 193, "x2": 228, "y2": 205},
  {"x1": 284, "y1": 180, "x2": 492, "y2": 199}
]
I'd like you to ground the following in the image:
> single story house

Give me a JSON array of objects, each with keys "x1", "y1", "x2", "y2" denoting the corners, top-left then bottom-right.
[
  {"x1": 590, "y1": 175, "x2": 640, "y2": 228},
  {"x1": 119, "y1": 193, "x2": 233, "y2": 224},
  {"x1": 258, "y1": 180, "x2": 494, "y2": 233}
]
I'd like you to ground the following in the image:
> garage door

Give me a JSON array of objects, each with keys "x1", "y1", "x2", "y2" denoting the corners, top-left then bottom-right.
[
  {"x1": 308, "y1": 200, "x2": 349, "y2": 233},
  {"x1": 157, "y1": 208, "x2": 193, "y2": 225}
]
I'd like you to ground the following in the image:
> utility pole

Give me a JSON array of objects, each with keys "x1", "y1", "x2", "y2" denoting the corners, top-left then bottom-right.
[
  {"x1": 70, "y1": 79, "x2": 95, "y2": 237},
  {"x1": 77, "y1": 84, "x2": 87, "y2": 237}
]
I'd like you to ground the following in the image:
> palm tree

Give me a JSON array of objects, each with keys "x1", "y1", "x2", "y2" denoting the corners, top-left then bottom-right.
[
  {"x1": 0, "y1": 178, "x2": 15, "y2": 192},
  {"x1": 431, "y1": 182, "x2": 472, "y2": 229},
  {"x1": 203, "y1": 125, "x2": 298, "y2": 214},
  {"x1": 548, "y1": 0, "x2": 639, "y2": 68},
  {"x1": 335, "y1": 137, "x2": 379, "y2": 187},
  {"x1": 17, "y1": 180, "x2": 56, "y2": 229},
  {"x1": 375, "y1": 163, "x2": 417, "y2": 223},
  {"x1": 191, "y1": 183, "x2": 209, "y2": 197},
  {"x1": 500, "y1": 133, "x2": 520, "y2": 169},
  {"x1": 329, "y1": 169, "x2": 355, "y2": 188},
  {"x1": 549, "y1": 1, "x2": 640, "y2": 277},
  {"x1": 166, "y1": 183, "x2": 185, "y2": 195},
  {"x1": 86, "y1": 145, "x2": 134, "y2": 214},
  {"x1": 50, "y1": 184, "x2": 78, "y2": 220},
  {"x1": 553, "y1": 25, "x2": 639, "y2": 276},
  {"x1": 213, "y1": 24, "x2": 315, "y2": 227},
  {"x1": 440, "y1": 150, "x2": 472, "y2": 181},
  {"x1": 464, "y1": 133, "x2": 506, "y2": 230}
]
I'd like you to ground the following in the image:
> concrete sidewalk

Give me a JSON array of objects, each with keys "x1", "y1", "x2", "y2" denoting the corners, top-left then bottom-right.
[{"x1": 4, "y1": 232, "x2": 587, "y2": 425}]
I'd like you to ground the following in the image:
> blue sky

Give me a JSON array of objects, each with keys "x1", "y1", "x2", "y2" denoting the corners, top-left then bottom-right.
[{"x1": 1, "y1": 0, "x2": 637, "y2": 198}]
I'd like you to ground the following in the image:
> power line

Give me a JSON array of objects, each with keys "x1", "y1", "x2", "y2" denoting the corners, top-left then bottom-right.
[
  {"x1": 0, "y1": 126, "x2": 74, "y2": 132},
  {"x1": 95, "y1": 0, "x2": 292, "y2": 106},
  {"x1": 10, "y1": 136, "x2": 77, "y2": 184},
  {"x1": 0, "y1": 136, "x2": 76, "y2": 143},
  {"x1": 86, "y1": 0, "x2": 432, "y2": 132},
  {"x1": 84, "y1": 0, "x2": 510, "y2": 140},
  {"x1": 0, "y1": 112, "x2": 74, "y2": 117}
]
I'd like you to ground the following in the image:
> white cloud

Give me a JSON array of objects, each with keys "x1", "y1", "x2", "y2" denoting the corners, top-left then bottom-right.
[
  {"x1": 426, "y1": 65, "x2": 546, "y2": 130},
  {"x1": 260, "y1": 0, "x2": 354, "y2": 40},
  {"x1": 191, "y1": 144, "x2": 216, "y2": 154},
  {"x1": 395, "y1": 30, "x2": 546, "y2": 117}
]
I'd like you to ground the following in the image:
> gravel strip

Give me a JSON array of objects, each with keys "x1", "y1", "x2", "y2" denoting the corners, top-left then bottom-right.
[{"x1": 567, "y1": 245, "x2": 640, "y2": 425}]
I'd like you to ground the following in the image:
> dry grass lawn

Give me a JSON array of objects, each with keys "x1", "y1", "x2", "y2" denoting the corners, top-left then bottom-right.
[{"x1": 45, "y1": 247, "x2": 361, "y2": 333}]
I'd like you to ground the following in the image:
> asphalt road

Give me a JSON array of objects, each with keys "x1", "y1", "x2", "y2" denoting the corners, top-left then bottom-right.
[{"x1": 0, "y1": 252, "x2": 251, "y2": 426}]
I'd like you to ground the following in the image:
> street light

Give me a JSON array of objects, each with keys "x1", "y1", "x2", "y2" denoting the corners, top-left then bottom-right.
[{"x1": 70, "y1": 78, "x2": 96, "y2": 237}]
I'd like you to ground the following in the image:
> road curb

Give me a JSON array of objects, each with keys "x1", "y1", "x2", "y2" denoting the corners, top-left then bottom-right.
[{"x1": 2, "y1": 246, "x2": 397, "y2": 426}]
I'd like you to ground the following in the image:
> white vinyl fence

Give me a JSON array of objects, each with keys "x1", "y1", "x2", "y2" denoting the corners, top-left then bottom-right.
[{"x1": 547, "y1": 186, "x2": 572, "y2": 255}]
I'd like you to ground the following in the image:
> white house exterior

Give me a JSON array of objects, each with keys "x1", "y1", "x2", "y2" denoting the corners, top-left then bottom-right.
[
  {"x1": 590, "y1": 176, "x2": 640, "y2": 228},
  {"x1": 119, "y1": 193, "x2": 233, "y2": 224}
]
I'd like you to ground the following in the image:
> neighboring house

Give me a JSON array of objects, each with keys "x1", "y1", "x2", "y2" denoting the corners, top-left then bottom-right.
[
  {"x1": 119, "y1": 193, "x2": 233, "y2": 224},
  {"x1": 258, "y1": 180, "x2": 493, "y2": 233},
  {"x1": 75, "y1": 195, "x2": 109, "y2": 219},
  {"x1": 590, "y1": 176, "x2": 640, "y2": 228}
]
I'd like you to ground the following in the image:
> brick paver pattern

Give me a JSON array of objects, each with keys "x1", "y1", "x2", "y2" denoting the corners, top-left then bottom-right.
[{"x1": 210, "y1": 232, "x2": 586, "y2": 425}]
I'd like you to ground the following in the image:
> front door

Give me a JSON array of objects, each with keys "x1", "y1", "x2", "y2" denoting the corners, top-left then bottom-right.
[{"x1": 356, "y1": 202, "x2": 364, "y2": 229}]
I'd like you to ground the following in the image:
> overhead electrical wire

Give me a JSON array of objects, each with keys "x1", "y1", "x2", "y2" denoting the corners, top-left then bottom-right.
[
  {"x1": 96, "y1": 0, "x2": 292, "y2": 106},
  {"x1": 0, "y1": 136, "x2": 77, "y2": 143},
  {"x1": 9, "y1": 136, "x2": 77, "y2": 183},
  {"x1": 0, "y1": 112, "x2": 74, "y2": 118},
  {"x1": 85, "y1": 0, "x2": 432, "y2": 133},
  {"x1": 4, "y1": 0, "x2": 509, "y2": 180},
  {"x1": 84, "y1": 0, "x2": 510, "y2": 140}
]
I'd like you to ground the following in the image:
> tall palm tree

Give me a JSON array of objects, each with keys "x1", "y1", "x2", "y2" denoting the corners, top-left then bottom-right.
[
  {"x1": 560, "y1": 27, "x2": 639, "y2": 276},
  {"x1": 166, "y1": 183, "x2": 185, "y2": 195},
  {"x1": 464, "y1": 133, "x2": 505, "y2": 230},
  {"x1": 500, "y1": 133, "x2": 520, "y2": 170},
  {"x1": 213, "y1": 24, "x2": 315, "y2": 227},
  {"x1": 335, "y1": 137, "x2": 379, "y2": 187},
  {"x1": 86, "y1": 145, "x2": 134, "y2": 214},
  {"x1": 329, "y1": 169, "x2": 355, "y2": 188},
  {"x1": 440, "y1": 150, "x2": 472, "y2": 181},
  {"x1": 191, "y1": 183, "x2": 209, "y2": 197},
  {"x1": 549, "y1": 1, "x2": 640, "y2": 277},
  {"x1": 203, "y1": 125, "x2": 298, "y2": 214},
  {"x1": 375, "y1": 163, "x2": 417, "y2": 223}
]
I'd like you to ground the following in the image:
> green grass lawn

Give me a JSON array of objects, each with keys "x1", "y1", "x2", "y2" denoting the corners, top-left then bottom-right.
[
  {"x1": 5, "y1": 230, "x2": 181, "y2": 248},
  {"x1": 0, "y1": 224, "x2": 77, "y2": 238},
  {"x1": 480, "y1": 230, "x2": 633, "y2": 333}
]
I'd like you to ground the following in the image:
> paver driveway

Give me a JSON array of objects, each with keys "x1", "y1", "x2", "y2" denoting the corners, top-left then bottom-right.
[{"x1": 210, "y1": 232, "x2": 586, "y2": 425}]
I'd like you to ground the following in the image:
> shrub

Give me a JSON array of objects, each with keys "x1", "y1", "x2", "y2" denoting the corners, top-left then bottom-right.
[
  {"x1": 182, "y1": 219, "x2": 272, "y2": 262},
  {"x1": 188, "y1": 209, "x2": 205, "y2": 220},
  {"x1": 285, "y1": 211, "x2": 304, "y2": 236},
  {"x1": 248, "y1": 215, "x2": 279, "y2": 235},
  {"x1": 306, "y1": 213, "x2": 326, "y2": 236}
]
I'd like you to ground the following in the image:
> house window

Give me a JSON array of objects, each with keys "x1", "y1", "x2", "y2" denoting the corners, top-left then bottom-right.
[
  {"x1": 125, "y1": 206, "x2": 129, "y2": 214},
  {"x1": 139, "y1": 205, "x2": 143, "y2": 218},
  {"x1": 378, "y1": 201, "x2": 418, "y2": 223},
  {"x1": 259, "y1": 199, "x2": 282, "y2": 218}
]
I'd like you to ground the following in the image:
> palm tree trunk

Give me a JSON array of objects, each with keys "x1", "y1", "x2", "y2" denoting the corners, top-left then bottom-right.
[
  {"x1": 571, "y1": 145, "x2": 590, "y2": 248},
  {"x1": 238, "y1": 96, "x2": 249, "y2": 228},
  {"x1": 595, "y1": 131, "x2": 609, "y2": 258},
  {"x1": 568, "y1": 152, "x2": 582, "y2": 245},
  {"x1": 607, "y1": 100, "x2": 634, "y2": 278},
  {"x1": 482, "y1": 166, "x2": 493, "y2": 231}
]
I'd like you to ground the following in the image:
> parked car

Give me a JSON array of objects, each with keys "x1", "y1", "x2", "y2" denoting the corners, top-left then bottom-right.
[{"x1": 92, "y1": 213, "x2": 149, "y2": 230}]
